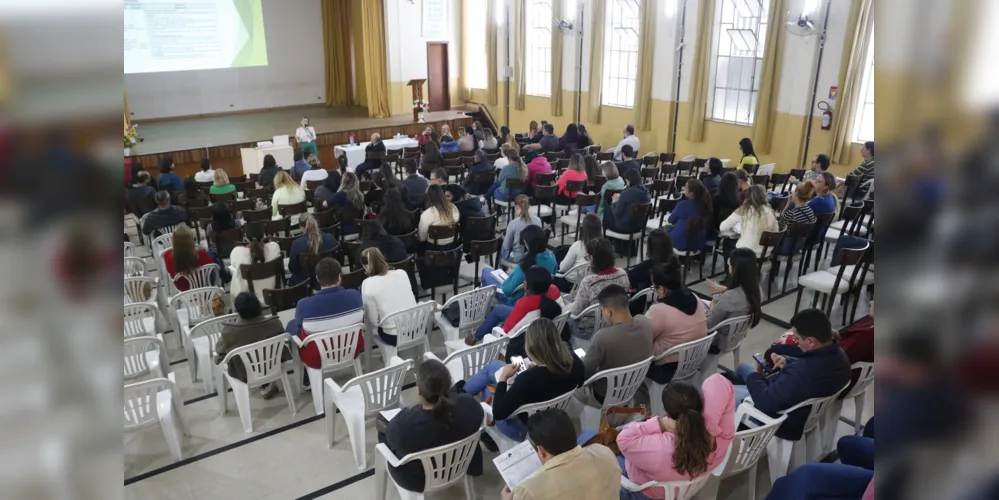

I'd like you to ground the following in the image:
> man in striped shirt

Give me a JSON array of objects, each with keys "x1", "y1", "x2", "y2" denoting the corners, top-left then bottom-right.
[{"x1": 847, "y1": 141, "x2": 875, "y2": 199}]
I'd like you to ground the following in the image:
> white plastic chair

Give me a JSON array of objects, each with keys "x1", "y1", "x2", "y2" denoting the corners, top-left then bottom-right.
[
  {"x1": 551, "y1": 309, "x2": 570, "y2": 333},
  {"x1": 188, "y1": 313, "x2": 238, "y2": 394},
  {"x1": 217, "y1": 335, "x2": 298, "y2": 434},
  {"x1": 174, "y1": 263, "x2": 220, "y2": 291},
  {"x1": 436, "y1": 285, "x2": 497, "y2": 348},
  {"x1": 124, "y1": 302, "x2": 159, "y2": 339},
  {"x1": 756, "y1": 163, "x2": 776, "y2": 177},
  {"x1": 761, "y1": 382, "x2": 850, "y2": 485},
  {"x1": 150, "y1": 233, "x2": 173, "y2": 261},
  {"x1": 123, "y1": 374, "x2": 187, "y2": 462},
  {"x1": 374, "y1": 301, "x2": 436, "y2": 366},
  {"x1": 479, "y1": 313, "x2": 532, "y2": 356},
  {"x1": 374, "y1": 425, "x2": 483, "y2": 500},
  {"x1": 124, "y1": 276, "x2": 157, "y2": 305},
  {"x1": 426, "y1": 336, "x2": 510, "y2": 385},
  {"x1": 481, "y1": 391, "x2": 575, "y2": 453},
  {"x1": 559, "y1": 262, "x2": 590, "y2": 295},
  {"x1": 645, "y1": 333, "x2": 717, "y2": 416},
  {"x1": 291, "y1": 324, "x2": 365, "y2": 415},
  {"x1": 820, "y1": 362, "x2": 875, "y2": 453},
  {"x1": 697, "y1": 404, "x2": 787, "y2": 500},
  {"x1": 569, "y1": 302, "x2": 608, "y2": 352},
  {"x1": 170, "y1": 286, "x2": 225, "y2": 378},
  {"x1": 123, "y1": 336, "x2": 168, "y2": 380},
  {"x1": 326, "y1": 357, "x2": 414, "y2": 469},
  {"x1": 124, "y1": 241, "x2": 135, "y2": 257},
  {"x1": 698, "y1": 314, "x2": 754, "y2": 376},
  {"x1": 621, "y1": 473, "x2": 710, "y2": 500},
  {"x1": 629, "y1": 287, "x2": 656, "y2": 314},
  {"x1": 579, "y1": 357, "x2": 654, "y2": 430},
  {"x1": 124, "y1": 256, "x2": 146, "y2": 277}
]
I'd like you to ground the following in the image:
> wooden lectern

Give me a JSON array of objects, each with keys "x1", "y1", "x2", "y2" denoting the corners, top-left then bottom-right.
[{"x1": 407, "y1": 79, "x2": 427, "y2": 122}]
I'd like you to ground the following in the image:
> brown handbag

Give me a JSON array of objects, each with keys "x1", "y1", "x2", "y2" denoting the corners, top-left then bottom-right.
[{"x1": 583, "y1": 405, "x2": 648, "y2": 455}]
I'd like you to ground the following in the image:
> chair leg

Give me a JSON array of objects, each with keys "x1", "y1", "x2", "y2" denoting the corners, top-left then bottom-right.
[
  {"x1": 326, "y1": 396, "x2": 337, "y2": 448},
  {"x1": 626, "y1": 239, "x2": 633, "y2": 268},
  {"x1": 230, "y1": 380, "x2": 253, "y2": 433},
  {"x1": 375, "y1": 451, "x2": 389, "y2": 500},
  {"x1": 344, "y1": 408, "x2": 368, "y2": 469},
  {"x1": 793, "y1": 287, "x2": 804, "y2": 314},
  {"x1": 309, "y1": 368, "x2": 324, "y2": 415},
  {"x1": 854, "y1": 393, "x2": 866, "y2": 435},
  {"x1": 747, "y1": 460, "x2": 758, "y2": 500},
  {"x1": 782, "y1": 259, "x2": 794, "y2": 294}
]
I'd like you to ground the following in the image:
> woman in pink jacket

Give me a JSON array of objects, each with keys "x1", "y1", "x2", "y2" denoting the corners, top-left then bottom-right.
[
  {"x1": 526, "y1": 155, "x2": 553, "y2": 189},
  {"x1": 616, "y1": 374, "x2": 736, "y2": 499}
]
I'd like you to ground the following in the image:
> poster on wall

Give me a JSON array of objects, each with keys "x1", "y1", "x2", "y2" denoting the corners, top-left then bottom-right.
[{"x1": 422, "y1": 0, "x2": 449, "y2": 40}]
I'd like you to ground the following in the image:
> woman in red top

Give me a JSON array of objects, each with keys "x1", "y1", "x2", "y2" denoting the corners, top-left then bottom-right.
[
  {"x1": 465, "y1": 266, "x2": 563, "y2": 349},
  {"x1": 162, "y1": 224, "x2": 214, "y2": 291},
  {"x1": 555, "y1": 153, "x2": 589, "y2": 205}
]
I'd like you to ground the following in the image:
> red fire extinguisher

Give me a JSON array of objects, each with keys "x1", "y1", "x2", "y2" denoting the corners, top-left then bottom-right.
[{"x1": 818, "y1": 101, "x2": 833, "y2": 130}]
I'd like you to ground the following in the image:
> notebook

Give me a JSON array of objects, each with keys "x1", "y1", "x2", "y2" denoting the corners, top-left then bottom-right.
[
  {"x1": 490, "y1": 269, "x2": 509, "y2": 283},
  {"x1": 493, "y1": 440, "x2": 542, "y2": 489}
]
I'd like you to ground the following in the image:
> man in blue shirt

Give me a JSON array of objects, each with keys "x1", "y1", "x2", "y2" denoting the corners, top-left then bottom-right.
[
  {"x1": 806, "y1": 171, "x2": 838, "y2": 214},
  {"x1": 291, "y1": 149, "x2": 311, "y2": 181},
  {"x1": 538, "y1": 123, "x2": 559, "y2": 152},
  {"x1": 157, "y1": 157, "x2": 184, "y2": 194}
]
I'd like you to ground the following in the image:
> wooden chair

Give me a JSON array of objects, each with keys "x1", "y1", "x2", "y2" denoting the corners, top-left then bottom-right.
[
  {"x1": 342, "y1": 241, "x2": 362, "y2": 269},
  {"x1": 257, "y1": 218, "x2": 291, "y2": 238},
  {"x1": 677, "y1": 217, "x2": 707, "y2": 285},
  {"x1": 752, "y1": 174, "x2": 771, "y2": 188},
  {"x1": 263, "y1": 281, "x2": 313, "y2": 316},
  {"x1": 246, "y1": 187, "x2": 272, "y2": 204},
  {"x1": 558, "y1": 192, "x2": 600, "y2": 245},
  {"x1": 211, "y1": 191, "x2": 236, "y2": 204},
  {"x1": 397, "y1": 229, "x2": 420, "y2": 254},
  {"x1": 234, "y1": 181, "x2": 256, "y2": 197},
  {"x1": 312, "y1": 209, "x2": 337, "y2": 228},
  {"x1": 427, "y1": 225, "x2": 456, "y2": 247},
  {"x1": 229, "y1": 175, "x2": 247, "y2": 184},
  {"x1": 596, "y1": 152, "x2": 614, "y2": 162},
  {"x1": 660, "y1": 152, "x2": 676, "y2": 165},
  {"x1": 300, "y1": 247, "x2": 343, "y2": 290},
  {"x1": 278, "y1": 201, "x2": 308, "y2": 220},
  {"x1": 652, "y1": 196, "x2": 681, "y2": 229},
  {"x1": 769, "y1": 174, "x2": 791, "y2": 195},
  {"x1": 240, "y1": 258, "x2": 286, "y2": 301},
  {"x1": 494, "y1": 178, "x2": 527, "y2": 224},
  {"x1": 603, "y1": 202, "x2": 653, "y2": 268},
  {"x1": 535, "y1": 172, "x2": 556, "y2": 186},
  {"x1": 533, "y1": 185, "x2": 557, "y2": 228},
  {"x1": 642, "y1": 155, "x2": 659, "y2": 169},
  {"x1": 231, "y1": 198, "x2": 255, "y2": 213},
  {"x1": 273, "y1": 235, "x2": 297, "y2": 257},
  {"x1": 463, "y1": 215, "x2": 496, "y2": 248},
  {"x1": 212, "y1": 227, "x2": 243, "y2": 259},
  {"x1": 769, "y1": 196, "x2": 789, "y2": 213},
  {"x1": 388, "y1": 255, "x2": 419, "y2": 298},
  {"x1": 468, "y1": 238, "x2": 502, "y2": 288},
  {"x1": 768, "y1": 223, "x2": 815, "y2": 298},
  {"x1": 305, "y1": 179, "x2": 326, "y2": 190},
  {"x1": 340, "y1": 268, "x2": 366, "y2": 290},
  {"x1": 422, "y1": 248, "x2": 463, "y2": 302},
  {"x1": 544, "y1": 151, "x2": 563, "y2": 163}
]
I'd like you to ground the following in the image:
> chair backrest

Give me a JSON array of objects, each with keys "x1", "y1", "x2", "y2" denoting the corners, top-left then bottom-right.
[
  {"x1": 176, "y1": 263, "x2": 220, "y2": 290},
  {"x1": 391, "y1": 425, "x2": 484, "y2": 494},
  {"x1": 779, "y1": 382, "x2": 851, "y2": 434},
  {"x1": 302, "y1": 323, "x2": 365, "y2": 370},
  {"x1": 511, "y1": 390, "x2": 576, "y2": 420},
  {"x1": 427, "y1": 224, "x2": 456, "y2": 245},
  {"x1": 124, "y1": 303, "x2": 158, "y2": 338},
  {"x1": 242, "y1": 208, "x2": 270, "y2": 223},
  {"x1": 123, "y1": 336, "x2": 167, "y2": 379},
  {"x1": 219, "y1": 335, "x2": 289, "y2": 385},
  {"x1": 441, "y1": 336, "x2": 511, "y2": 382},
  {"x1": 340, "y1": 268, "x2": 366, "y2": 290},
  {"x1": 170, "y1": 287, "x2": 225, "y2": 327},
  {"x1": 441, "y1": 286, "x2": 497, "y2": 333},
  {"x1": 714, "y1": 403, "x2": 787, "y2": 477},
  {"x1": 625, "y1": 474, "x2": 711, "y2": 500},
  {"x1": 585, "y1": 357, "x2": 654, "y2": 409},
  {"x1": 571, "y1": 302, "x2": 608, "y2": 335},
  {"x1": 124, "y1": 241, "x2": 135, "y2": 257},
  {"x1": 124, "y1": 276, "x2": 156, "y2": 304},
  {"x1": 151, "y1": 233, "x2": 173, "y2": 259},
  {"x1": 659, "y1": 333, "x2": 717, "y2": 382},
  {"x1": 263, "y1": 281, "x2": 313, "y2": 316},
  {"x1": 380, "y1": 301, "x2": 437, "y2": 347},
  {"x1": 629, "y1": 287, "x2": 656, "y2": 314},
  {"x1": 847, "y1": 362, "x2": 875, "y2": 399},
  {"x1": 563, "y1": 262, "x2": 590, "y2": 286},
  {"x1": 189, "y1": 313, "x2": 238, "y2": 353},
  {"x1": 123, "y1": 377, "x2": 180, "y2": 430},
  {"x1": 342, "y1": 358, "x2": 415, "y2": 412},
  {"x1": 756, "y1": 163, "x2": 775, "y2": 176},
  {"x1": 151, "y1": 223, "x2": 182, "y2": 239},
  {"x1": 552, "y1": 310, "x2": 570, "y2": 333},
  {"x1": 124, "y1": 256, "x2": 146, "y2": 277},
  {"x1": 709, "y1": 315, "x2": 753, "y2": 354},
  {"x1": 240, "y1": 258, "x2": 286, "y2": 296}
]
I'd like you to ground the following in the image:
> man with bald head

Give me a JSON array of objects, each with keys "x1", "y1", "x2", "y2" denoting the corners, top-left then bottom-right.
[{"x1": 356, "y1": 132, "x2": 387, "y2": 180}]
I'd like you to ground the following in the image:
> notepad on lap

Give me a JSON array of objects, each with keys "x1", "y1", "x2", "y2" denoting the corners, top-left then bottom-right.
[
  {"x1": 380, "y1": 408, "x2": 402, "y2": 421},
  {"x1": 491, "y1": 269, "x2": 509, "y2": 283},
  {"x1": 493, "y1": 440, "x2": 542, "y2": 489}
]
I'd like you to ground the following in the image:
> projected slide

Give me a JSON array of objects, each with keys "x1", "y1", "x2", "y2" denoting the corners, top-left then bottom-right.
[{"x1": 124, "y1": 0, "x2": 268, "y2": 74}]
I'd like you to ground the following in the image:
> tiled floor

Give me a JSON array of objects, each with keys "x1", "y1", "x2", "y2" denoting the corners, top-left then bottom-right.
[{"x1": 124, "y1": 214, "x2": 873, "y2": 500}]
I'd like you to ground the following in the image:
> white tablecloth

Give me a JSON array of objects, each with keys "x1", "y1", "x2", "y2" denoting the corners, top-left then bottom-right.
[
  {"x1": 334, "y1": 137, "x2": 419, "y2": 172},
  {"x1": 240, "y1": 145, "x2": 294, "y2": 175}
]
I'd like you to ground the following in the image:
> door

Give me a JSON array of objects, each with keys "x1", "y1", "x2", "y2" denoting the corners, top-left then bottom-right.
[{"x1": 427, "y1": 42, "x2": 450, "y2": 111}]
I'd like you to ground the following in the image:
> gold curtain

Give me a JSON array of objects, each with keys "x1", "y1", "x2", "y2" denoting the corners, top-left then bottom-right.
[
  {"x1": 487, "y1": 0, "x2": 499, "y2": 105},
  {"x1": 550, "y1": 0, "x2": 564, "y2": 116},
  {"x1": 360, "y1": 0, "x2": 391, "y2": 117},
  {"x1": 513, "y1": 0, "x2": 527, "y2": 110},
  {"x1": 632, "y1": 0, "x2": 657, "y2": 131},
  {"x1": 685, "y1": 0, "x2": 715, "y2": 142},
  {"x1": 322, "y1": 0, "x2": 353, "y2": 107},
  {"x1": 124, "y1": 87, "x2": 131, "y2": 128},
  {"x1": 750, "y1": 0, "x2": 788, "y2": 154},
  {"x1": 829, "y1": 0, "x2": 872, "y2": 163},
  {"x1": 587, "y1": 0, "x2": 606, "y2": 124}
]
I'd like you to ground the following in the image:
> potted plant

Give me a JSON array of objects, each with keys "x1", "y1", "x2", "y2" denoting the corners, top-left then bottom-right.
[
  {"x1": 413, "y1": 99, "x2": 429, "y2": 123},
  {"x1": 124, "y1": 123, "x2": 142, "y2": 156}
]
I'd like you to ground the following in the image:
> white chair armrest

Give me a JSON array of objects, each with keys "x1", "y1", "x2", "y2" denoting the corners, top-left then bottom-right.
[
  {"x1": 480, "y1": 402, "x2": 493, "y2": 419},
  {"x1": 289, "y1": 334, "x2": 305, "y2": 348},
  {"x1": 491, "y1": 326, "x2": 505, "y2": 337},
  {"x1": 620, "y1": 476, "x2": 660, "y2": 492},
  {"x1": 374, "y1": 443, "x2": 405, "y2": 468},
  {"x1": 482, "y1": 333, "x2": 499, "y2": 343},
  {"x1": 388, "y1": 356, "x2": 408, "y2": 367},
  {"x1": 424, "y1": 352, "x2": 442, "y2": 362}
]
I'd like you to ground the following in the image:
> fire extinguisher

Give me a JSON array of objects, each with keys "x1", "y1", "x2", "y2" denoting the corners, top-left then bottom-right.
[{"x1": 818, "y1": 101, "x2": 833, "y2": 130}]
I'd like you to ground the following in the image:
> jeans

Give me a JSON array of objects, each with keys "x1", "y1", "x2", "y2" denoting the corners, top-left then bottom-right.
[
  {"x1": 837, "y1": 435, "x2": 874, "y2": 471},
  {"x1": 831, "y1": 234, "x2": 869, "y2": 266},
  {"x1": 463, "y1": 360, "x2": 528, "y2": 441},
  {"x1": 472, "y1": 305, "x2": 513, "y2": 340},
  {"x1": 484, "y1": 180, "x2": 502, "y2": 200},
  {"x1": 765, "y1": 463, "x2": 873, "y2": 500},
  {"x1": 733, "y1": 362, "x2": 757, "y2": 405},
  {"x1": 377, "y1": 327, "x2": 396, "y2": 346},
  {"x1": 616, "y1": 455, "x2": 648, "y2": 500},
  {"x1": 355, "y1": 162, "x2": 378, "y2": 180}
]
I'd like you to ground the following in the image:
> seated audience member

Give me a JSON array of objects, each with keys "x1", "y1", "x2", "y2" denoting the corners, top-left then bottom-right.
[
  {"x1": 486, "y1": 150, "x2": 528, "y2": 202},
  {"x1": 355, "y1": 133, "x2": 386, "y2": 180},
  {"x1": 556, "y1": 213, "x2": 601, "y2": 292},
  {"x1": 567, "y1": 238, "x2": 630, "y2": 336},
  {"x1": 526, "y1": 153, "x2": 553, "y2": 190},
  {"x1": 617, "y1": 376, "x2": 735, "y2": 500},
  {"x1": 556, "y1": 123, "x2": 592, "y2": 158},
  {"x1": 127, "y1": 171, "x2": 156, "y2": 216},
  {"x1": 480, "y1": 128, "x2": 499, "y2": 150},
  {"x1": 705, "y1": 248, "x2": 763, "y2": 334},
  {"x1": 177, "y1": 176, "x2": 201, "y2": 207},
  {"x1": 526, "y1": 121, "x2": 541, "y2": 143},
  {"x1": 214, "y1": 292, "x2": 289, "y2": 398},
  {"x1": 493, "y1": 143, "x2": 513, "y2": 171},
  {"x1": 439, "y1": 138, "x2": 459, "y2": 154},
  {"x1": 194, "y1": 158, "x2": 215, "y2": 183},
  {"x1": 270, "y1": 171, "x2": 306, "y2": 223},
  {"x1": 429, "y1": 167, "x2": 448, "y2": 186},
  {"x1": 483, "y1": 225, "x2": 557, "y2": 304},
  {"x1": 365, "y1": 170, "x2": 389, "y2": 207},
  {"x1": 611, "y1": 124, "x2": 641, "y2": 161},
  {"x1": 210, "y1": 169, "x2": 236, "y2": 196},
  {"x1": 627, "y1": 229, "x2": 678, "y2": 293},
  {"x1": 418, "y1": 184, "x2": 460, "y2": 248},
  {"x1": 418, "y1": 124, "x2": 439, "y2": 147},
  {"x1": 737, "y1": 138, "x2": 760, "y2": 170},
  {"x1": 732, "y1": 308, "x2": 852, "y2": 440},
  {"x1": 791, "y1": 153, "x2": 830, "y2": 185},
  {"x1": 360, "y1": 247, "x2": 417, "y2": 346},
  {"x1": 291, "y1": 149, "x2": 310, "y2": 180},
  {"x1": 711, "y1": 173, "x2": 741, "y2": 234},
  {"x1": 458, "y1": 126, "x2": 477, "y2": 153},
  {"x1": 402, "y1": 159, "x2": 430, "y2": 198},
  {"x1": 257, "y1": 154, "x2": 281, "y2": 189},
  {"x1": 157, "y1": 157, "x2": 184, "y2": 193},
  {"x1": 142, "y1": 191, "x2": 187, "y2": 236},
  {"x1": 766, "y1": 463, "x2": 873, "y2": 500},
  {"x1": 808, "y1": 171, "x2": 839, "y2": 215},
  {"x1": 130, "y1": 163, "x2": 157, "y2": 190},
  {"x1": 324, "y1": 172, "x2": 366, "y2": 236},
  {"x1": 465, "y1": 150, "x2": 495, "y2": 195},
  {"x1": 377, "y1": 188, "x2": 416, "y2": 237},
  {"x1": 777, "y1": 181, "x2": 818, "y2": 254},
  {"x1": 500, "y1": 409, "x2": 620, "y2": 500},
  {"x1": 719, "y1": 185, "x2": 778, "y2": 258},
  {"x1": 645, "y1": 263, "x2": 708, "y2": 384},
  {"x1": 162, "y1": 224, "x2": 215, "y2": 291},
  {"x1": 604, "y1": 169, "x2": 652, "y2": 234},
  {"x1": 465, "y1": 265, "x2": 562, "y2": 347},
  {"x1": 846, "y1": 141, "x2": 875, "y2": 189},
  {"x1": 462, "y1": 320, "x2": 585, "y2": 444},
  {"x1": 555, "y1": 153, "x2": 589, "y2": 205},
  {"x1": 421, "y1": 141, "x2": 442, "y2": 174},
  {"x1": 288, "y1": 214, "x2": 339, "y2": 286},
  {"x1": 445, "y1": 184, "x2": 485, "y2": 246},
  {"x1": 314, "y1": 169, "x2": 342, "y2": 203},
  {"x1": 615, "y1": 145, "x2": 640, "y2": 180},
  {"x1": 357, "y1": 220, "x2": 408, "y2": 263},
  {"x1": 583, "y1": 155, "x2": 602, "y2": 193},
  {"x1": 523, "y1": 123, "x2": 559, "y2": 152},
  {"x1": 285, "y1": 258, "x2": 365, "y2": 374},
  {"x1": 299, "y1": 158, "x2": 328, "y2": 190},
  {"x1": 577, "y1": 284, "x2": 653, "y2": 406},
  {"x1": 383, "y1": 359, "x2": 484, "y2": 493},
  {"x1": 735, "y1": 169, "x2": 752, "y2": 201},
  {"x1": 502, "y1": 196, "x2": 542, "y2": 263},
  {"x1": 438, "y1": 124, "x2": 454, "y2": 143},
  {"x1": 702, "y1": 158, "x2": 723, "y2": 194},
  {"x1": 668, "y1": 179, "x2": 712, "y2": 254},
  {"x1": 597, "y1": 161, "x2": 626, "y2": 217},
  {"x1": 206, "y1": 202, "x2": 241, "y2": 258},
  {"x1": 229, "y1": 224, "x2": 282, "y2": 300}
]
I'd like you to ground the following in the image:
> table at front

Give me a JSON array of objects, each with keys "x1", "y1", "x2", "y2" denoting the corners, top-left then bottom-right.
[
  {"x1": 240, "y1": 145, "x2": 294, "y2": 175},
  {"x1": 333, "y1": 137, "x2": 419, "y2": 172}
]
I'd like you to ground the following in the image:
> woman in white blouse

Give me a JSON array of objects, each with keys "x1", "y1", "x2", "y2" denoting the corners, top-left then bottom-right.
[
  {"x1": 719, "y1": 184, "x2": 778, "y2": 257},
  {"x1": 418, "y1": 184, "x2": 460, "y2": 247},
  {"x1": 295, "y1": 117, "x2": 318, "y2": 158},
  {"x1": 270, "y1": 171, "x2": 306, "y2": 224},
  {"x1": 360, "y1": 247, "x2": 417, "y2": 346},
  {"x1": 554, "y1": 213, "x2": 602, "y2": 293}
]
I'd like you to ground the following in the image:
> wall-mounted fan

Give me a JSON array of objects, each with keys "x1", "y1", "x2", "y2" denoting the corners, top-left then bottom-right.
[{"x1": 784, "y1": 7, "x2": 822, "y2": 37}]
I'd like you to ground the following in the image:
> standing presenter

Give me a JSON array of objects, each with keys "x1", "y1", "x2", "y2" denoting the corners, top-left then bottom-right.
[{"x1": 296, "y1": 117, "x2": 318, "y2": 158}]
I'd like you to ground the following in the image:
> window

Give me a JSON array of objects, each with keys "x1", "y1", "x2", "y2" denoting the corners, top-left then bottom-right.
[
  {"x1": 602, "y1": 0, "x2": 642, "y2": 108},
  {"x1": 466, "y1": 0, "x2": 488, "y2": 89},
  {"x1": 525, "y1": 0, "x2": 553, "y2": 97},
  {"x1": 853, "y1": 29, "x2": 874, "y2": 142},
  {"x1": 707, "y1": 0, "x2": 770, "y2": 125}
]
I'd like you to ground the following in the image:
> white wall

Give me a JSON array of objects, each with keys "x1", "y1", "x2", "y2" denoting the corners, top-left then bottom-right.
[
  {"x1": 126, "y1": 0, "x2": 325, "y2": 120},
  {"x1": 384, "y1": 0, "x2": 462, "y2": 84}
]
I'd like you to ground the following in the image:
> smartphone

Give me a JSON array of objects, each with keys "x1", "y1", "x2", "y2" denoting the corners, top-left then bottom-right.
[{"x1": 753, "y1": 352, "x2": 772, "y2": 372}]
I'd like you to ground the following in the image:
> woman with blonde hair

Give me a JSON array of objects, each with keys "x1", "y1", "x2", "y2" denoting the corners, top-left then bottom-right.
[
  {"x1": 360, "y1": 247, "x2": 417, "y2": 346},
  {"x1": 418, "y1": 184, "x2": 460, "y2": 246},
  {"x1": 287, "y1": 213, "x2": 339, "y2": 285},
  {"x1": 776, "y1": 180, "x2": 818, "y2": 255},
  {"x1": 439, "y1": 124, "x2": 454, "y2": 143},
  {"x1": 163, "y1": 224, "x2": 215, "y2": 291},
  {"x1": 270, "y1": 170, "x2": 306, "y2": 223},
  {"x1": 324, "y1": 171, "x2": 366, "y2": 235},
  {"x1": 209, "y1": 169, "x2": 236, "y2": 196},
  {"x1": 481, "y1": 128, "x2": 499, "y2": 150},
  {"x1": 501, "y1": 195, "x2": 542, "y2": 263},
  {"x1": 719, "y1": 184, "x2": 778, "y2": 257},
  {"x1": 597, "y1": 161, "x2": 625, "y2": 217}
]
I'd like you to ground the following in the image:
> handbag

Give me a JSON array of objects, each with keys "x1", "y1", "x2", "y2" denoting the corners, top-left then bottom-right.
[{"x1": 583, "y1": 405, "x2": 648, "y2": 455}]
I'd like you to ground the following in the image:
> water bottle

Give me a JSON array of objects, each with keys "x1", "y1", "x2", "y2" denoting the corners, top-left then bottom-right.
[{"x1": 349, "y1": 134, "x2": 355, "y2": 146}]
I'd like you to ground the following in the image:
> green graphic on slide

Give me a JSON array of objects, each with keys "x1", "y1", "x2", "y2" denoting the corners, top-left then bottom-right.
[{"x1": 232, "y1": 0, "x2": 268, "y2": 67}]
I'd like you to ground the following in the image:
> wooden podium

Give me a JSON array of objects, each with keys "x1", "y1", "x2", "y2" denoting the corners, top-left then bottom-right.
[{"x1": 407, "y1": 79, "x2": 427, "y2": 122}]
